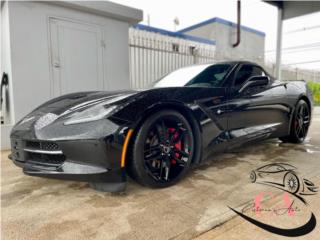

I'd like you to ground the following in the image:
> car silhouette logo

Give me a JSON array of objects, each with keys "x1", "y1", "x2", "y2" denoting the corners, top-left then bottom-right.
[{"x1": 250, "y1": 163, "x2": 318, "y2": 195}]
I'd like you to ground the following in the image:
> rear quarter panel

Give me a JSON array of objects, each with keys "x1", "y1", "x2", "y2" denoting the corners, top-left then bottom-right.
[{"x1": 286, "y1": 80, "x2": 313, "y2": 110}]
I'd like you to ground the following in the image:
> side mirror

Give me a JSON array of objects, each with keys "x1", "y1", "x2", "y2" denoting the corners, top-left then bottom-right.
[{"x1": 239, "y1": 76, "x2": 270, "y2": 93}]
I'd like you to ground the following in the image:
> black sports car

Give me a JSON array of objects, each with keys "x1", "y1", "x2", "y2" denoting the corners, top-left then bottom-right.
[{"x1": 9, "y1": 61, "x2": 313, "y2": 192}]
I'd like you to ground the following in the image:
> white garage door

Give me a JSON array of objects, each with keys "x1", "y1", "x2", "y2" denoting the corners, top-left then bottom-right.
[{"x1": 49, "y1": 18, "x2": 105, "y2": 96}]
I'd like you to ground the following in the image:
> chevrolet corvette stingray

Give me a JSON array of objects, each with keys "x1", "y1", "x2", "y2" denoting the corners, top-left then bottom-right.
[{"x1": 9, "y1": 61, "x2": 313, "y2": 192}]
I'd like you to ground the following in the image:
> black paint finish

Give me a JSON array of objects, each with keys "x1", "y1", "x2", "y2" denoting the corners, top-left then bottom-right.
[{"x1": 9, "y1": 61, "x2": 313, "y2": 186}]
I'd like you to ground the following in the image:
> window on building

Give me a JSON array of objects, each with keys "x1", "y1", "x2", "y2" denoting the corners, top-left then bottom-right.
[
  {"x1": 189, "y1": 46, "x2": 196, "y2": 55},
  {"x1": 172, "y1": 43, "x2": 179, "y2": 52}
]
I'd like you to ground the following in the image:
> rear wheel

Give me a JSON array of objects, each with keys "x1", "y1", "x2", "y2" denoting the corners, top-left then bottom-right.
[
  {"x1": 128, "y1": 110, "x2": 195, "y2": 188},
  {"x1": 280, "y1": 99, "x2": 310, "y2": 143}
]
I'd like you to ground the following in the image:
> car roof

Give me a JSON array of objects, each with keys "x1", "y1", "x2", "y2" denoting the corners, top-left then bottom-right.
[{"x1": 189, "y1": 60, "x2": 261, "y2": 68}]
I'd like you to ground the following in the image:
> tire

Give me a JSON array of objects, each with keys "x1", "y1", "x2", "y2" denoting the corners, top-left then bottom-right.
[
  {"x1": 279, "y1": 99, "x2": 310, "y2": 144},
  {"x1": 283, "y1": 172, "x2": 300, "y2": 194},
  {"x1": 128, "y1": 110, "x2": 195, "y2": 188}
]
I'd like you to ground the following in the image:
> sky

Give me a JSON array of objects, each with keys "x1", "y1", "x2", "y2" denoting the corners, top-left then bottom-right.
[{"x1": 111, "y1": 0, "x2": 320, "y2": 71}]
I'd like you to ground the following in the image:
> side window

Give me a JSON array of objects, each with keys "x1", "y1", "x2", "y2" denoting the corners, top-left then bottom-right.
[
  {"x1": 234, "y1": 65, "x2": 264, "y2": 87},
  {"x1": 187, "y1": 64, "x2": 231, "y2": 87},
  {"x1": 252, "y1": 66, "x2": 264, "y2": 76}
]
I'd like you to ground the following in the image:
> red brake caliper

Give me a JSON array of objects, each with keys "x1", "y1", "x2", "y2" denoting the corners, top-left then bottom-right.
[{"x1": 168, "y1": 128, "x2": 181, "y2": 165}]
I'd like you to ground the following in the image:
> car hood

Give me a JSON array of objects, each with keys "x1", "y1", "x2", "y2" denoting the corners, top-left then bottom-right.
[
  {"x1": 15, "y1": 86, "x2": 227, "y2": 130},
  {"x1": 36, "y1": 90, "x2": 139, "y2": 114},
  {"x1": 15, "y1": 90, "x2": 140, "y2": 127}
]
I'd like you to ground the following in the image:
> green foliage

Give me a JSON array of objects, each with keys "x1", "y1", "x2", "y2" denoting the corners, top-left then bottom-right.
[{"x1": 308, "y1": 81, "x2": 320, "y2": 105}]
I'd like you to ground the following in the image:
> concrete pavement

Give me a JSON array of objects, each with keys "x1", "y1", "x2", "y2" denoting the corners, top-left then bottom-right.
[
  {"x1": 1, "y1": 114, "x2": 320, "y2": 240},
  {"x1": 195, "y1": 182, "x2": 320, "y2": 240}
]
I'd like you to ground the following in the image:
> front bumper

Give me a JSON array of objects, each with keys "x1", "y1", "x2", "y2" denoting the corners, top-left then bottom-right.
[{"x1": 9, "y1": 136, "x2": 126, "y2": 184}]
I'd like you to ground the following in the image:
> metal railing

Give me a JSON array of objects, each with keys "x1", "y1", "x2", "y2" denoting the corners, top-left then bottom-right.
[
  {"x1": 129, "y1": 28, "x2": 216, "y2": 89},
  {"x1": 129, "y1": 28, "x2": 320, "y2": 87}
]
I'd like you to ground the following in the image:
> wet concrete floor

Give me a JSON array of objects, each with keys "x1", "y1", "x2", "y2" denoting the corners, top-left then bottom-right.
[{"x1": 2, "y1": 115, "x2": 320, "y2": 240}]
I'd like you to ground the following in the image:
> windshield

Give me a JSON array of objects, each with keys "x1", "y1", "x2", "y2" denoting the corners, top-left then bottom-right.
[{"x1": 152, "y1": 63, "x2": 232, "y2": 88}]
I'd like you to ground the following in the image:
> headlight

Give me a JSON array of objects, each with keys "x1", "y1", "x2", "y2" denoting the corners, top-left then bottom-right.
[{"x1": 63, "y1": 104, "x2": 118, "y2": 125}]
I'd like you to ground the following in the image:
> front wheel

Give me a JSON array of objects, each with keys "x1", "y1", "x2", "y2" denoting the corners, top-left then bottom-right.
[
  {"x1": 280, "y1": 99, "x2": 310, "y2": 143},
  {"x1": 128, "y1": 110, "x2": 195, "y2": 188}
]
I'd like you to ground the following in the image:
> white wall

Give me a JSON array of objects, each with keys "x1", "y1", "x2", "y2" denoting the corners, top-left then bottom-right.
[
  {"x1": 182, "y1": 22, "x2": 265, "y2": 63},
  {"x1": 1, "y1": 1, "x2": 138, "y2": 149},
  {"x1": 1, "y1": 1, "x2": 15, "y2": 149},
  {"x1": 8, "y1": 1, "x2": 131, "y2": 122},
  {"x1": 212, "y1": 22, "x2": 265, "y2": 62}
]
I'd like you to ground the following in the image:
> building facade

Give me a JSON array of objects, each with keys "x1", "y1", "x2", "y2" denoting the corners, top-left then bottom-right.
[
  {"x1": 1, "y1": 1, "x2": 142, "y2": 149},
  {"x1": 129, "y1": 24, "x2": 216, "y2": 88},
  {"x1": 177, "y1": 17, "x2": 265, "y2": 62},
  {"x1": 129, "y1": 17, "x2": 266, "y2": 88}
]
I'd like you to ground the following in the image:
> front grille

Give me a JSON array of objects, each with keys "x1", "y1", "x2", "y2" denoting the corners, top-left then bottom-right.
[
  {"x1": 25, "y1": 141, "x2": 40, "y2": 149},
  {"x1": 27, "y1": 152, "x2": 66, "y2": 166},
  {"x1": 26, "y1": 141, "x2": 59, "y2": 151},
  {"x1": 41, "y1": 142, "x2": 60, "y2": 151},
  {"x1": 11, "y1": 139, "x2": 65, "y2": 167}
]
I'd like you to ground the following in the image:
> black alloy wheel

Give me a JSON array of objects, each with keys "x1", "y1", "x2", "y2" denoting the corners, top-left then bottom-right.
[
  {"x1": 128, "y1": 110, "x2": 195, "y2": 188},
  {"x1": 280, "y1": 99, "x2": 310, "y2": 143},
  {"x1": 294, "y1": 101, "x2": 310, "y2": 142}
]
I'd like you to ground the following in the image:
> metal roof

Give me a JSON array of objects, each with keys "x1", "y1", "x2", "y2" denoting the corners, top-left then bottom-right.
[
  {"x1": 51, "y1": 1, "x2": 143, "y2": 24},
  {"x1": 177, "y1": 17, "x2": 265, "y2": 37},
  {"x1": 133, "y1": 15, "x2": 268, "y2": 46},
  {"x1": 265, "y1": 1, "x2": 320, "y2": 20},
  {"x1": 133, "y1": 24, "x2": 216, "y2": 45}
]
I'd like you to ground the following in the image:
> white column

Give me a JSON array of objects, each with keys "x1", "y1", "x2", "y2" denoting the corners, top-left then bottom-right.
[{"x1": 275, "y1": 7, "x2": 283, "y2": 80}]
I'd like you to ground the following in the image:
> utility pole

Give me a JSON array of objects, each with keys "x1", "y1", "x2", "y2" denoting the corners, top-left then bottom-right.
[
  {"x1": 275, "y1": 7, "x2": 283, "y2": 80},
  {"x1": 173, "y1": 17, "x2": 179, "y2": 31}
]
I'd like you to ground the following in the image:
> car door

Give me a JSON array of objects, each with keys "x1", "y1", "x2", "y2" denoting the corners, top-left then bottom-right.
[
  {"x1": 187, "y1": 64, "x2": 234, "y2": 156},
  {"x1": 270, "y1": 80, "x2": 292, "y2": 137},
  {"x1": 195, "y1": 87, "x2": 229, "y2": 156},
  {"x1": 226, "y1": 63, "x2": 277, "y2": 146}
]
